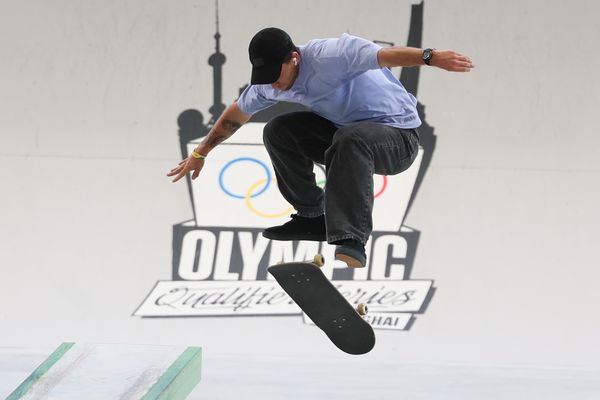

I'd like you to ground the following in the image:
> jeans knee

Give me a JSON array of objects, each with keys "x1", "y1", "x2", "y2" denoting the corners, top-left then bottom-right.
[
  {"x1": 326, "y1": 128, "x2": 363, "y2": 156},
  {"x1": 263, "y1": 114, "x2": 292, "y2": 146},
  {"x1": 263, "y1": 117, "x2": 278, "y2": 145}
]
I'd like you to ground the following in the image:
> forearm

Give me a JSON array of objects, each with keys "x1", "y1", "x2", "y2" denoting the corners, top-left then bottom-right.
[
  {"x1": 194, "y1": 102, "x2": 250, "y2": 155},
  {"x1": 377, "y1": 46, "x2": 425, "y2": 68},
  {"x1": 378, "y1": 46, "x2": 474, "y2": 72}
]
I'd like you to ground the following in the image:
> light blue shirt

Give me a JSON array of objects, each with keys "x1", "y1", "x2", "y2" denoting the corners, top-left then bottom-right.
[{"x1": 237, "y1": 33, "x2": 421, "y2": 129}]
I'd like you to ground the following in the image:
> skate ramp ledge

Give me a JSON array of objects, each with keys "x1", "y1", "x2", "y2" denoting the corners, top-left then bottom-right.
[{"x1": 7, "y1": 342, "x2": 202, "y2": 400}]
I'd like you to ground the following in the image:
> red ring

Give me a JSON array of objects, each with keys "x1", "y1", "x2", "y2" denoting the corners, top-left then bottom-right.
[{"x1": 374, "y1": 175, "x2": 388, "y2": 199}]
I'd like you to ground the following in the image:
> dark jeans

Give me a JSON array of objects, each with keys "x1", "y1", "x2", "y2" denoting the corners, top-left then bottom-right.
[{"x1": 263, "y1": 112, "x2": 419, "y2": 245}]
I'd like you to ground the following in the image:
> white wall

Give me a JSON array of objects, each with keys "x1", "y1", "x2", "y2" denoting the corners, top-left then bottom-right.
[{"x1": 1, "y1": 0, "x2": 599, "y2": 368}]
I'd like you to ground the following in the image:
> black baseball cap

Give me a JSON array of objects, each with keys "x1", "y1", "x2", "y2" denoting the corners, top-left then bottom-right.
[{"x1": 248, "y1": 27, "x2": 295, "y2": 85}]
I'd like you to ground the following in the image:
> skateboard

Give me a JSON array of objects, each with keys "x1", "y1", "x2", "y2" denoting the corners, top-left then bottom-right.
[{"x1": 268, "y1": 255, "x2": 375, "y2": 355}]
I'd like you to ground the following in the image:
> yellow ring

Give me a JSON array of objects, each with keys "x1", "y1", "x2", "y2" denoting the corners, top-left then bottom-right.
[{"x1": 245, "y1": 178, "x2": 294, "y2": 218}]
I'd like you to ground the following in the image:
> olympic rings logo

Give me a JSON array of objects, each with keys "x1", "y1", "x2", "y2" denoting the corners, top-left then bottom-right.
[{"x1": 218, "y1": 157, "x2": 388, "y2": 218}]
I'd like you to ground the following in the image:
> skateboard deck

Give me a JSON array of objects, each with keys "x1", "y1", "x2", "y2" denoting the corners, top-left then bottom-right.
[{"x1": 268, "y1": 258, "x2": 375, "y2": 355}]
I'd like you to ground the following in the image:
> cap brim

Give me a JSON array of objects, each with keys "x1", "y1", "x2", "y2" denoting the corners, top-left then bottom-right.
[{"x1": 250, "y1": 63, "x2": 282, "y2": 85}]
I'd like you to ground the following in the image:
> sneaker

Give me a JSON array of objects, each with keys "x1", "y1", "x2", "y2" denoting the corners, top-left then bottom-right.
[
  {"x1": 262, "y1": 214, "x2": 326, "y2": 241},
  {"x1": 334, "y1": 239, "x2": 366, "y2": 268}
]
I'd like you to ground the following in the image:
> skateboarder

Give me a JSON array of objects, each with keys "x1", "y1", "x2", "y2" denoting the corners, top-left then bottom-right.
[{"x1": 168, "y1": 27, "x2": 474, "y2": 268}]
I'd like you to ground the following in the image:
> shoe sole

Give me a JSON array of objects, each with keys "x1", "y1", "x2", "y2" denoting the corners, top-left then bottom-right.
[{"x1": 335, "y1": 253, "x2": 365, "y2": 268}]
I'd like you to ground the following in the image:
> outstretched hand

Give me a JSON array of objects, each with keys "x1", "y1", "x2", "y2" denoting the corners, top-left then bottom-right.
[
  {"x1": 167, "y1": 156, "x2": 205, "y2": 183},
  {"x1": 432, "y1": 50, "x2": 475, "y2": 72}
]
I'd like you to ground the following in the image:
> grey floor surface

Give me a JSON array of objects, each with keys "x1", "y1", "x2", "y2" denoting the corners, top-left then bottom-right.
[{"x1": 2, "y1": 349, "x2": 599, "y2": 399}]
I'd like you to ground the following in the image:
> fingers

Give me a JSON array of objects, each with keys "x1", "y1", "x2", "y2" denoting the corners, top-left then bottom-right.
[
  {"x1": 434, "y1": 50, "x2": 474, "y2": 72},
  {"x1": 455, "y1": 61, "x2": 474, "y2": 72},
  {"x1": 167, "y1": 158, "x2": 204, "y2": 182},
  {"x1": 450, "y1": 52, "x2": 474, "y2": 72},
  {"x1": 172, "y1": 163, "x2": 190, "y2": 182},
  {"x1": 167, "y1": 158, "x2": 187, "y2": 180},
  {"x1": 166, "y1": 168, "x2": 179, "y2": 177},
  {"x1": 172, "y1": 170, "x2": 187, "y2": 183},
  {"x1": 167, "y1": 164, "x2": 184, "y2": 177},
  {"x1": 460, "y1": 57, "x2": 475, "y2": 69},
  {"x1": 445, "y1": 60, "x2": 474, "y2": 72}
]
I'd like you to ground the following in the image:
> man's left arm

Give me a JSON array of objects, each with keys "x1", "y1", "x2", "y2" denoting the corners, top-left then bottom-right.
[{"x1": 378, "y1": 47, "x2": 474, "y2": 72}]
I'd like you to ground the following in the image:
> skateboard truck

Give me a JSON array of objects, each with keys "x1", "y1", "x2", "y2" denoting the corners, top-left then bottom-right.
[{"x1": 312, "y1": 253, "x2": 325, "y2": 266}]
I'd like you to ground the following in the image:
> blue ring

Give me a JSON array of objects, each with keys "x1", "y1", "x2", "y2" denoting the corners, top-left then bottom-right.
[{"x1": 218, "y1": 157, "x2": 271, "y2": 199}]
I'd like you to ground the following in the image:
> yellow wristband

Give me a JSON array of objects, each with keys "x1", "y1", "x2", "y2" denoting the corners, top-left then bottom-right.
[{"x1": 191, "y1": 151, "x2": 206, "y2": 160}]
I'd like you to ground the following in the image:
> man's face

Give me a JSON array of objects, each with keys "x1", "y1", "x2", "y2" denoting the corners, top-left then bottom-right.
[{"x1": 271, "y1": 53, "x2": 299, "y2": 91}]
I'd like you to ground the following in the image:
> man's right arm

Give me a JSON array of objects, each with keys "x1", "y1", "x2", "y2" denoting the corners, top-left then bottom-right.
[
  {"x1": 193, "y1": 101, "x2": 251, "y2": 157},
  {"x1": 168, "y1": 101, "x2": 250, "y2": 182}
]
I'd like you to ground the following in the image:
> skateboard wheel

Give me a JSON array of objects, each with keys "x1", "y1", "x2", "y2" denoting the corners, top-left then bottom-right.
[
  {"x1": 356, "y1": 303, "x2": 368, "y2": 316},
  {"x1": 313, "y1": 254, "x2": 325, "y2": 267}
]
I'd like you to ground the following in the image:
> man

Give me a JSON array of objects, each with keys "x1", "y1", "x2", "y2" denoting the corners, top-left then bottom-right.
[{"x1": 168, "y1": 27, "x2": 474, "y2": 268}]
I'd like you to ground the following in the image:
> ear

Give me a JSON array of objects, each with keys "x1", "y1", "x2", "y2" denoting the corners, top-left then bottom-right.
[{"x1": 291, "y1": 50, "x2": 300, "y2": 65}]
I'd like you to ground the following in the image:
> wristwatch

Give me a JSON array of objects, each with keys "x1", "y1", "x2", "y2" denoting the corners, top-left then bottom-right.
[{"x1": 422, "y1": 48, "x2": 434, "y2": 66}]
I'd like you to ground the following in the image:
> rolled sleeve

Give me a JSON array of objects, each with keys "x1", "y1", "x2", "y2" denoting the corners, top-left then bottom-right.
[
  {"x1": 337, "y1": 33, "x2": 382, "y2": 73},
  {"x1": 237, "y1": 85, "x2": 277, "y2": 115}
]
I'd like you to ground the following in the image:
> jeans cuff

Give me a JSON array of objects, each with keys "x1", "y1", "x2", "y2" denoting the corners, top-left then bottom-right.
[{"x1": 327, "y1": 234, "x2": 365, "y2": 245}]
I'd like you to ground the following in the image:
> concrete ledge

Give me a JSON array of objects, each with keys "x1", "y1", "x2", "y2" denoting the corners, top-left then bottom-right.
[{"x1": 7, "y1": 343, "x2": 202, "y2": 400}]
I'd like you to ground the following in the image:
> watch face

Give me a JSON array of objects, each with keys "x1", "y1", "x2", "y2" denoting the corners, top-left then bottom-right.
[{"x1": 424, "y1": 49, "x2": 432, "y2": 60}]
